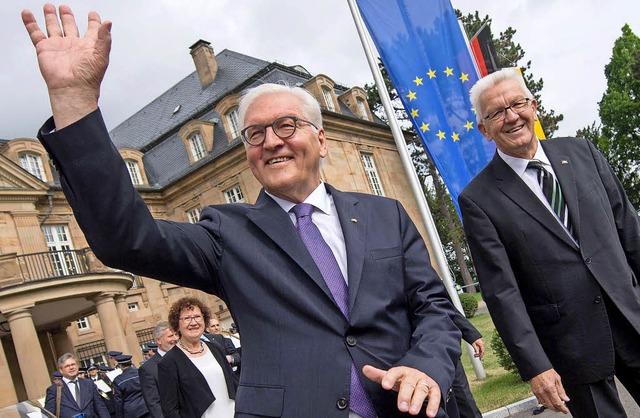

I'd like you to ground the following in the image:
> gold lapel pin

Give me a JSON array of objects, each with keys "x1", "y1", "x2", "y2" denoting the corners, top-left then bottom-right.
[{"x1": 350, "y1": 218, "x2": 358, "y2": 223}]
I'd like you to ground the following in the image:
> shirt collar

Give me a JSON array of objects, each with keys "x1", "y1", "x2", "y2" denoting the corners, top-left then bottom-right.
[
  {"x1": 266, "y1": 182, "x2": 331, "y2": 214},
  {"x1": 498, "y1": 140, "x2": 551, "y2": 177}
]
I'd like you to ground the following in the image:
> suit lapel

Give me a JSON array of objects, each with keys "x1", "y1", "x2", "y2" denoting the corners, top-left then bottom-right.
[
  {"x1": 326, "y1": 185, "x2": 366, "y2": 313},
  {"x1": 246, "y1": 190, "x2": 335, "y2": 304},
  {"x1": 492, "y1": 153, "x2": 577, "y2": 249}
]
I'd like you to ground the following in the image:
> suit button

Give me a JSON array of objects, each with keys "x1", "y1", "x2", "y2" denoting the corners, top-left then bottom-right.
[
  {"x1": 346, "y1": 335, "x2": 357, "y2": 346},
  {"x1": 336, "y1": 397, "x2": 348, "y2": 410},
  {"x1": 594, "y1": 296, "x2": 602, "y2": 304},
  {"x1": 585, "y1": 257, "x2": 592, "y2": 264}
]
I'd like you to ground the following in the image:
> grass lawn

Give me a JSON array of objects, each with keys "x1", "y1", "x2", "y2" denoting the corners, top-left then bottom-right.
[{"x1": 460, "y1": 310, "x2": 533, "y2": 413}]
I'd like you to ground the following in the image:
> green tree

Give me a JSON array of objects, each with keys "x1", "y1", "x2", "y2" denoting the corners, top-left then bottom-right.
[{"x1": 597, "y1": 24, "x2": 640, "y2": 208}]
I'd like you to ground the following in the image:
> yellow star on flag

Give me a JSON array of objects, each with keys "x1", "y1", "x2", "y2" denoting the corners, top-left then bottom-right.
[
  {"x1": 464, "y1": 121, "x2": 474, "y2": 131},
  {"x1": 437, "y1": 130, "x2": 446, "y2": 140},
  {"x1": 471, "y1": 107, "x2": 477, "y2": 115},
  {"x1": 459, "y1": 73, "x2": 469, "y2": 82},
  {"x1": 452, "y1": 132, "x2": 460, "y2": 142},
  {"x1": 444, "y1": 67, "x2": 453, "y2": 77},
  {"x1": 427, "y1": 69, "x2": 437, "y2": 79},
  {"x1": 411, "y1": 108, "x2": 419, "y2": 117},
  {"x1": 413, "y1": 76, "x2": 423, "y2": 86},
  {"x1": 420, "y1": 122, "x2": 430, "y2": 132},
  {"x1": 407, "y1": 91, "x2": 417, "y2": 101}
]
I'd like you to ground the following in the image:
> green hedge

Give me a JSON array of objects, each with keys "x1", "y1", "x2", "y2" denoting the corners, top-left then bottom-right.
[
  {"x1": 459, "y1": 293, "x2": 478, "y2": 318},
  {"x1": 490, "y1": 330, "x2": 519, "y2": 376}
]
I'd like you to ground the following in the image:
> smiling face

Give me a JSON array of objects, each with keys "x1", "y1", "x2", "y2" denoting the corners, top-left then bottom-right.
[
  {"x1": 478, "y1": 78, "x2": 539, "y2": 159},
  {"x1": 157, "y1": 327, "x2": 179, "y2": 352},
  {"x1": 178, "y1": 305, "x2": 205, "y2": 343},
  {"x1": 244, "y1": 92, "x2": 327, "y2": 203}
]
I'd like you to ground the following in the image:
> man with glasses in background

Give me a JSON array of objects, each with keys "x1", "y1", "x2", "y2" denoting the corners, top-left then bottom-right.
[
  {"x1": 459, "y1": 67, "x2": 640, "y2": 417},
  {"x1": 23, "y1": 5, "x2": 462, "y2": 417}
]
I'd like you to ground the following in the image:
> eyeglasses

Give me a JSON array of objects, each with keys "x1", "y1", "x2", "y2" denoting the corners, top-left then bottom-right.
[
  {"x1": 483, "y1": 98, "x2": 532, "y2": 122},
  {"x1": 179, "y1": 314, "x2": 203, "y2": 323},
  {"x1": 240, "y1": 116, "x2": 318, "y2": 146}
]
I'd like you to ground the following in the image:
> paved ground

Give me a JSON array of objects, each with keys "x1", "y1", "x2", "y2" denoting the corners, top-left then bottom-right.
[{"x1": 484, "y1": 380, "x2": 638, "y2": 417}]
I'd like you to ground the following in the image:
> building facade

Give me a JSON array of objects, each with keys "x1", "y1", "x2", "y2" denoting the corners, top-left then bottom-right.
[{"x1": 0, "y1": 40, "x2": 436, "y2": 407}]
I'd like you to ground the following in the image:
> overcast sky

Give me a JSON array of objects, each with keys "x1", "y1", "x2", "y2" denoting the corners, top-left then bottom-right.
[{"x1": 2, "y1": 1, "x2": 639, "y2": 140}]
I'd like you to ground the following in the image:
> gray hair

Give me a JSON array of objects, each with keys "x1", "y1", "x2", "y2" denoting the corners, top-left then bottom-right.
[
  {"x1": 153, "y1": 320, "x2": 172, "y2": 340},
  {"x1": 469, "y1": 68, "x2": 533, "y2": 123},
  {"x1": 57, "y1": 353, "x2": 78, "y2": 369},
  {"x1": 237, "y1": 83, "x2": 323, "y2": 130}
]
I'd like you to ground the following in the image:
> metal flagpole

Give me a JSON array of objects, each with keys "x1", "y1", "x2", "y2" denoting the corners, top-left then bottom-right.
[{"x1": 346, "y1": 0, "x2": 486, "y2": 380}]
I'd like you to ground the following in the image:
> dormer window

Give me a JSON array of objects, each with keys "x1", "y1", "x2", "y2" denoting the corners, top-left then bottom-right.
[
  {"x1": 322, "y1": 87, "x2": 336, "y2": 111},
  {"x1": 227, "y1": 108, "x2": 241, "y2": 138},
  {"x1": 19, "y1": 153, "x2": 47, "y2": 181},
  {"x1": 189, "y1": 132, "x2": 207, "y2": 161},
  {"x1": 125, "y1": 160, "x2": 143, "y2": 185},
  {"x1": 357, "y1": 98, "x2": 368, "y2": 119}
]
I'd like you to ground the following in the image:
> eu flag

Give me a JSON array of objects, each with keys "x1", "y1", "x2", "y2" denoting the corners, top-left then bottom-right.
[{"x1": 355, "y1": 0, "x2": 495, "y2": 215}]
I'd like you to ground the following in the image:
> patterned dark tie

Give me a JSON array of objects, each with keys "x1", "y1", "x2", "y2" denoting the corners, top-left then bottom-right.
[
  {"x1": 527, "y1": 160, "x2": 573, "y2": 235},
  {"x1": 292, "y1": 203, "x2": 376, "y2": 418}
]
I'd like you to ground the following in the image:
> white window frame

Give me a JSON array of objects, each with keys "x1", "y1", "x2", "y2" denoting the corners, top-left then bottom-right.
[
  {"x1": 322, "y1": 87, "x2": 335, "y2": 111},
  {"x1": 224, "y1": 185, "x2": 245, "y2": 203},
  {"x1": 42, "y1": 225, "x2": 79, "y2": 276},
  {"x1": 19, "y1": 153, "x2": 47, "y2": 181},
  {"x1": 187, "y1": 206, "x2": 202, "y2": 224},
  {"x1": 125, "y1": 160, "x2": 143, "y2": 185},
  {"x1": 357, "y1": 98, "x2": 369, "y2": 119},
  {"x1": 188, "y1": 132, "x2": 207, "y2": 161},
  {"x1": 227, "y1": 108, "x2": 241, "y2": 138},
  {"x1": 128, "y1": 302, "x2": 139, "y2": 312},
  {"x1": 361, "y1": 154, "x2": 385, "y2": 196},
  {"x1": 77, "y1": 317, "x2": 90, "y2": 330}
]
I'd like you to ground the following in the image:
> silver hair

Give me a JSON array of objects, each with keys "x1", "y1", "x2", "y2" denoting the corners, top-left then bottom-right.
[
  {"x1": 153, "y1": 320, "x2": 172, "y2": 340},
  {"x1": 57, "y1": 352, "x2": 78, "y2": 369},
  {"x1": 469, "y1": 67, "x2": 534, "y2": 123},
  {"x1": 237, "y1": 83, "x2": 323, "y2": 130}
]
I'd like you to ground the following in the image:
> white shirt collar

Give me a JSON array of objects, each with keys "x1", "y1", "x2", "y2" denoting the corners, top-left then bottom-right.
[
  {"x1": 266, "y1": 182, "x2": 330, "y2": 214},
  {"x1": 497, "y1": 140, "x2": 551, "y2": 177}
]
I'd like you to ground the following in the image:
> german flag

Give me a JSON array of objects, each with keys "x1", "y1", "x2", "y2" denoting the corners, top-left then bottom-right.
[{"x1": 469, "y1": 22, "x2": 499, "y2": 77}]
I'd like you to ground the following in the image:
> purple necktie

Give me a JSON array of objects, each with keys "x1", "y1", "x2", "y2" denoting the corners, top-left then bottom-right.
[{"x1": 292, "y1": 203, "x2": 376, "y2": 418}]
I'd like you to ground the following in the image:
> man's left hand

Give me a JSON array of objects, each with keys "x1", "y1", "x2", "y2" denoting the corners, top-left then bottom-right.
[{"x1": 363, "y1": 365, "x2": 440, "y2": 417}]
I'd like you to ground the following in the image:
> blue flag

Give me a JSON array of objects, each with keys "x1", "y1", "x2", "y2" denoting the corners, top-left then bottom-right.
[{"x1": 356, "y1": 0, "x2": 495, "y2": 215}]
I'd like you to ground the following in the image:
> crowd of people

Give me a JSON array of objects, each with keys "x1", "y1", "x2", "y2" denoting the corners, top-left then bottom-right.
[{"x1": 23, "y1": 3, "x2": 640, "y2": 418}]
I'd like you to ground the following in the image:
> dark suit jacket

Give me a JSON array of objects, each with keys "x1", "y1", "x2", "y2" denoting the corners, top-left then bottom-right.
[
  {"x1": 459, "y1": 137, "x2": 640, "y2": 385},
  {"x1": 138, "y1": 353, "x2": 163, "y2": 418},
  {"x1": 44, "y1": 378, "x2": 110, "y2": 418},
  {"x1": 157, "y1": 341, "x2": 237, "y2": 418},
  {"x1": 113, "y1": 367, "x2": 149, "y2": 418},
  {"x1": 39, "y1": 110, "x2": 462, "y2": 417},
  {"x1": 203, "y1": 333, "x2": 241, "y2": 366}
]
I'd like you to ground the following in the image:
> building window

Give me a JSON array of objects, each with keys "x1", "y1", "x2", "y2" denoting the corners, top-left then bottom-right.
[
  {"x1": 361, "y1": 154, "x2": 385, "y2": 196},
  {"x1": 125, "y1": 160, "x2": 143, "y2": 185},
  {"x1": 188, "y1": 132, "x2": 207, "y2": 162},
  {"x1": 357, "y1": 98, "x2": 369, "y2": 119},
  {"x1": 322, "y1": 87, "x2": 335, "y2": 111},
  {"x1": 77, "y1": 317, "x2": 90, "y2": 330},
  {"x1": 128, "y1": 302, "x2": 139, "y2": 312},
  {"x1": 227, "y1": 108, "x2": 241, "y2": 138},
  {"x1": 225, "y1": 186, "x2": 245, "y2": 203},
  {"x1": 19, "y1": 153, "x2": 47, "y2": 181},
  {"x1": 42, "y1": 225, "x2": 79, "y2": 276},
  {"x1": 187, "y1": 206, "x2": 202, "y2": 224}
]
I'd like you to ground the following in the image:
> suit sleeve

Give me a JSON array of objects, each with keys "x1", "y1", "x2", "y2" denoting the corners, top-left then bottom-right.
[
  {"x1": 44, "y1": 384, "x2": 56, "y2": 415},
  {"x1": 158, "y1": 355, "x2": 181, "y2": 418},
  {"x1": 113, "y1": 379, "x2": 124, "y2": 418},
  {"x1": 452, "y1": 311, "x2": 482, "y2": 344},
  {"x1": 37, "y1": 110, "x2": 224, "y2": 296},
  {"x1": 223, "y1": 337, "x2": 241, "y2": 366},
  {"x1": 459, "y1": 193, "x2": 553, "y2": 381},
  {"x1": 393, "y1": 201, "x2": 462, "y2": 392},
  {"x1": 139, "y1": 363, "x2": 163, "y2": 418},
  {"x1": 90, "y1": 381, "x2": 111, "y2": 418}
]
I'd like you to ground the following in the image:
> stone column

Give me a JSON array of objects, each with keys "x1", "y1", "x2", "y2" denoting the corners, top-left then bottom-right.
[
  {"x1": 89, "y1": 293, "x2": 129, "y2": 354},
  {"x1": 114, "y1": 294, "x2": 143, "y2": 366},
  {"x1": 0, "y1": 337, "x2": 18, "y2": 407},
  {"x1": 5, "y1": 308, "x2": 50, "y2": 400}
]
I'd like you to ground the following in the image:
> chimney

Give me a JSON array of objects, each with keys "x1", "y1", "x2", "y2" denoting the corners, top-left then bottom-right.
[{"x1": 189, "y1": 40, "x2": 218, "y2": 88}]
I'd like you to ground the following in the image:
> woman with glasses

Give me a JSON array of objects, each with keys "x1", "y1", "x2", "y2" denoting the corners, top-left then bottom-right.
[{"x1": 158, "y1": 297, "x2": 237, "y2": 417}]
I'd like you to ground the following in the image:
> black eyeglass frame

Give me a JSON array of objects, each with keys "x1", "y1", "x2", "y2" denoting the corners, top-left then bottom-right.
[
  {"x1": 482, "y1": 98, "x2": 533, "y2": 122},
  {"x1": 240, "y1": 116, "x2": 319, "y2": 146}
]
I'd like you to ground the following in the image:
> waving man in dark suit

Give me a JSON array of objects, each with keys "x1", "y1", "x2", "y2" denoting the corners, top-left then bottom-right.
[
  {"x1": 459, "y1": 68, "x2": 640, "y2": 417},
  {"x1": 23, "y1": 5, "x2": 462, "y2": 417}
]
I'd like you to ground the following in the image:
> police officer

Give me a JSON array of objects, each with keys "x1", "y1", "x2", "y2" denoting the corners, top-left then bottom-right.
[{"x1": 112, "y1": 354, "x2": 150, "y2": 418}]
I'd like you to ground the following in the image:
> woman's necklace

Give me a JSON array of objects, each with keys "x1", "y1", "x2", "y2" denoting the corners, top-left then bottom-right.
[{"x1": 179, "y1": 339, "x2": 205, "y2": 355}]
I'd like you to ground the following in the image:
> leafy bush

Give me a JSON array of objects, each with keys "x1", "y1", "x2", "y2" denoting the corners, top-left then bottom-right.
[
  {"x1": 459, "y1": 293, "x2": 478, "y2": 318},
  {"x1": 490, "y1": 330, "x2": 519, "y2": 376}
]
